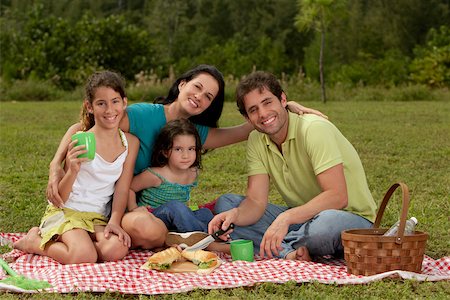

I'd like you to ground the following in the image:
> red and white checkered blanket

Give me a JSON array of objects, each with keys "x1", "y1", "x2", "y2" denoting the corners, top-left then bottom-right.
[{"x1": 1, "y1": 233, "x2": 449, "y2": 294}]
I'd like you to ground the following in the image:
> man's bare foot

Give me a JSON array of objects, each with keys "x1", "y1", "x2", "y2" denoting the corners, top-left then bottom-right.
[
  {"x1": 13, "y1": 227, "x2": 42, "y2": 254},
  {"x1": 285, "y1": 246, "x2": 312, "y2": 261},
  {"x1": 206, "y1": 242, "x2": 230, "y2": 254}
]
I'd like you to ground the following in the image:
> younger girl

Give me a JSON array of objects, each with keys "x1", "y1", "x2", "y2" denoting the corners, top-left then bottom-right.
[
  {"x1": 128, "y1": 118, "x2": 213, "y2": 234},
  {"x1": 14, "y1": 71, "x2": 139, "y2": 264}
]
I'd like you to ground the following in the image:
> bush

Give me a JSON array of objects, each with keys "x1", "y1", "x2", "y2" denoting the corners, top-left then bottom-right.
[
  {"x1": 329, "y1": 49, "x2": 410, "y2": 86},
  {"x1": 410, "y1": 26, "x2": 450, "y2": 87},
  {"x1": 1, "y1": 79, "x2": 64, "y2": 101}
]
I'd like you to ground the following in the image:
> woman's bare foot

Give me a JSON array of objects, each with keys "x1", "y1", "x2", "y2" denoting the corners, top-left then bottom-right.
[
  {"x1": 285, "y1": 246, "x2": 311, "y2": 261},
  {"x1": 13, "y1": 227, "x2": 43, "y2": 254}
]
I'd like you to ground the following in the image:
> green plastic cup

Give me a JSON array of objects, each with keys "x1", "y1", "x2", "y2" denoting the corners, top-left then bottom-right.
[
  {"x1": 189, "y1": 204, "x2": 199, "y2": 211},
  {"x1": 230, "y1": 239, "x2": 254, "y2": 262},
  {"x1": 71, "y1": 132, "x2": 96, "y2": 160}
]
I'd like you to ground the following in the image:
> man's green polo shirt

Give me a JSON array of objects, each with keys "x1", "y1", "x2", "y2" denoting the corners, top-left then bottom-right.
[{"x1": 246, "y1": 112, "x2": 376, "y2": 222}]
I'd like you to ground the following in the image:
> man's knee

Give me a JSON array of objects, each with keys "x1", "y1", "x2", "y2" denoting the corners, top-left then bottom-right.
[{"x1": 214, "y1": 194, "x2": 244, "y2": 214}]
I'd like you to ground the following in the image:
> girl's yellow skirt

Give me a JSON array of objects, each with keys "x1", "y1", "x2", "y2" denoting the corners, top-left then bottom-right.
[{"x1": 39, "y1": 205, "x2": 108, "y2": 249}]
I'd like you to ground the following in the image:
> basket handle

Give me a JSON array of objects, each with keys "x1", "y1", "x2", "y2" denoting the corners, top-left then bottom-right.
[{"x1": 373, "y1": 182, "x2": 410, "y2": 244}]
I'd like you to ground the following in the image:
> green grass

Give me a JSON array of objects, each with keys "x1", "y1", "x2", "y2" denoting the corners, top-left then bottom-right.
[{"x1": 1, "y1": 100, "x2": 449, "y2": 298}]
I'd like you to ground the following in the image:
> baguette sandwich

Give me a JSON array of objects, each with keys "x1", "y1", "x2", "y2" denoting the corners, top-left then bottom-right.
[
  {"x1": 142, "y1": 247, "x2": 182, "y2": 270},
  {"x1": 181, "y1": 249, "x2": 220, "y2": 270}
]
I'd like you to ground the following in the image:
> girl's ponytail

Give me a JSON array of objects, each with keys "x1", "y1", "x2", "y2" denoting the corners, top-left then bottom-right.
[{"x1": 80, "y1": 103, "x2": 95, "y2": 131}]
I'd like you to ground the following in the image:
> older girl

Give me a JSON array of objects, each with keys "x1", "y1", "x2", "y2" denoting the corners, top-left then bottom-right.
[{"x1": 14, "y1": 71, "x2": 139, "y2": 264}]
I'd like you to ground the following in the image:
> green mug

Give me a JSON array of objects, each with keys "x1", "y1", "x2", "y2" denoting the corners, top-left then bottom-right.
[
  {"x1": 189, "y1": 204, "x2": 199, "y2": 211},
  {"x1": 230, "y1": 239, "x2": 254, "y2": 262},
  {"x1": 71, "y1": 132, "x2": 96, "y2": 160}
]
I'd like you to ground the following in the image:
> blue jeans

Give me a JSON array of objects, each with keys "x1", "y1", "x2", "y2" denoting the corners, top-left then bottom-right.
[
  {"x1": 152, "y1": 200, "x2": 213, "y2": 232},
  {"x1": 215, "y1": 194, "x2": 373, "y2": 259}
]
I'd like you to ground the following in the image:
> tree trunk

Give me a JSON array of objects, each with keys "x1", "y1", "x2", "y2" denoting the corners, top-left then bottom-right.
[{"x1": 319, "y1": 18, "x2": 327, "y2": 103}]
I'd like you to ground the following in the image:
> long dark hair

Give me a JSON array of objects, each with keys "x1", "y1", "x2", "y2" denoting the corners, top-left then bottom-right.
[
  {"x1": 154, "y1": 65, "x2": 225, "y2": 128},
  {"x1": 151, "y1": 119, "x2": 202, "y2": 169}
]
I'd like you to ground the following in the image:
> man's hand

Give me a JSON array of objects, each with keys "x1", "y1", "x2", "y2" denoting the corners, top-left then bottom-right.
[
  {"x1": 208, "y1": 208, "x2": 238, "y2": 240},
  {"x1": 260, "y1": 213, "x2": 290, "y2": 258},
  {"x1": 104, "y1": 222, "x2": 131, "y2": 248}
]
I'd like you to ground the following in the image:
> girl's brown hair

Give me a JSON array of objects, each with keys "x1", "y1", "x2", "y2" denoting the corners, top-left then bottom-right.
[{"x1": 80, "y1": 71, "x2": 126, "y2": 131}]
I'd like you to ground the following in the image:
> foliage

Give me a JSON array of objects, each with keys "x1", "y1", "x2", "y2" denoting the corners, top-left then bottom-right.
[
  {"x1": 329, "y1": 49, "x2": 411, "y2": 86},
  {"x1": 410, "y1": 26, "x2": 450, "y2": 87},
  {"x1": 0, "y1": 0, "x2": 450, "y2": 89},
  {"x1": 0, "y1": 79, "x2": 64, "y2": 101},
  {"x1": 0, "y1": 4, "x2": 155, "y2": 89}
]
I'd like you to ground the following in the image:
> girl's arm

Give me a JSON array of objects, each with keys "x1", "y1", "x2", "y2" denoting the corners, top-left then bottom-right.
[
  {"x1": 203, "y1": 102, "x2": 326, "y2": 150},
  {"x1": 130, "y1": 169, "x2": 162, "y2": 192},
  {"x1": 106, "y1": 133, "x2": 139, "y2": 246}
]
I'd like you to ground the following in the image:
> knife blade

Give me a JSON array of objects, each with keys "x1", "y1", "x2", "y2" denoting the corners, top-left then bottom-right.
[{"x1": 183, "y1": 223, "x2": 235, "y2": 251}]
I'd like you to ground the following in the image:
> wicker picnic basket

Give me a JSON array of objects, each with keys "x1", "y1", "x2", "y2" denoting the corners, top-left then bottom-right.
[{"x1": 341, "y1": 182, "x2": 428, "y2": 276}]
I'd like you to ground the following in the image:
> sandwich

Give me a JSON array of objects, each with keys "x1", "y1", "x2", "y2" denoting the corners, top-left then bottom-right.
[
  {"x1": 142, "y1": 247, "x2": 182, "y2": 270},
  {"x1": 181, "y1": 249, "x2": 220, "y2": 271}
]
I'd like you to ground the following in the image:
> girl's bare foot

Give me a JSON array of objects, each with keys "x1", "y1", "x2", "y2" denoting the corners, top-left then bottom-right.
[
  {"x1": 13, "y1": 227, "x2": 43, "y2": 254},
  {"x1": 285, "y1": 246, "x2": 312, "y2": 261}
]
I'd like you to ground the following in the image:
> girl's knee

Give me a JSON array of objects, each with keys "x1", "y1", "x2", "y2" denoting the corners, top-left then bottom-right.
[
  {"x1": 215, "y1": 194, "x2": 244, "y2": 213},
  {"x1": 68, "y1": 247, "x2": 98, "y2": 264}
]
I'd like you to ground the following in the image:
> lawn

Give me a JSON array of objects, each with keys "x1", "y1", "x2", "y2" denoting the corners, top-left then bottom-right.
[{"x1": 0, "y1": 100, "x2": 449, "y2": 299}]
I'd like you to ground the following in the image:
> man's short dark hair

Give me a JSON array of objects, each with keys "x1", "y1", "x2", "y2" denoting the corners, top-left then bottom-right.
[{"x1": 236, "y1": 71, "x2": 283, "y2": 117}]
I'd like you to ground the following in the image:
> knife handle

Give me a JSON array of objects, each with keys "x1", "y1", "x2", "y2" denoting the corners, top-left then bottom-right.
[{"x1": 213, "y1": 223, "x2": 235, "y2": 239}]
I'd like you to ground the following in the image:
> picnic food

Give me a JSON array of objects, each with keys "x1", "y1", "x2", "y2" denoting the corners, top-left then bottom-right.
[
  {"x1": 144, "y1": 247, "x2": 182, "y2": 270},
  {"x1": 181, "y1": 249, "x2": 219, "y2": 270},
  {"x1": 141, "y1": 247, "x2": 221, "y2": 274}
]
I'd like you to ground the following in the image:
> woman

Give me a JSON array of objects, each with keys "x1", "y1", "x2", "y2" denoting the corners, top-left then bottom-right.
[{"x1": 46, "y1": 65, "x2": 326, "y2": 249}]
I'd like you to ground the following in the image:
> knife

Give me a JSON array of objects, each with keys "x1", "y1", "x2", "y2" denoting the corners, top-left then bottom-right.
[{"x1": 183, "y1": 223, "x2": 235, "y2": 251}]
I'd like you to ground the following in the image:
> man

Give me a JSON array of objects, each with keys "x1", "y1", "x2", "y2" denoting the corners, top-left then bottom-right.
[{"x1": 208, "y1": 71, "x2": 377, "y2": 260}]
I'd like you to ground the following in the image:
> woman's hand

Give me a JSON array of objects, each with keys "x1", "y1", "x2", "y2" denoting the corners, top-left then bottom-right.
[
  {"x1": 46, "y1": 165, "x2": 65, "y2": 208},
  {"x1": 287, "y1": 101, "x2": 328, "y2": 119}
]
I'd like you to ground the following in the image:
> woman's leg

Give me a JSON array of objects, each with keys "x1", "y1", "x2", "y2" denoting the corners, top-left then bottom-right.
[
  {"x1": 121, "y1": 210, "x2": 167, "y2": 249},
  {"x1": 14, "y1": 227, "x2": 97, "y2": 264},
  {"x1": 92, "y1": 225, "x2": 129, "y2": 262}
]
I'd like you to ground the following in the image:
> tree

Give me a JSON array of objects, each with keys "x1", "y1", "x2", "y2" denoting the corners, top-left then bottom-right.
[{"x1": 296, "y1": 0, "x2": 347, "y2": 102}]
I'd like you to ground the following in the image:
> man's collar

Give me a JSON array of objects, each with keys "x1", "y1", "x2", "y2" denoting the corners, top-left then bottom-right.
[{"x1": 263, "y1": 111, "x2": 298, "y2": 146}]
